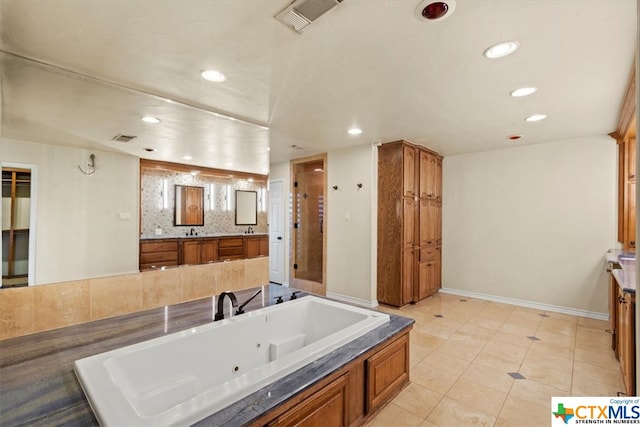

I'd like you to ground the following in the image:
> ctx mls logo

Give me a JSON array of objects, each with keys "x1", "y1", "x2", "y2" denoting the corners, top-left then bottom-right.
[{"x1": 553, "y1": 403, "x2": 575, "y2": 424}]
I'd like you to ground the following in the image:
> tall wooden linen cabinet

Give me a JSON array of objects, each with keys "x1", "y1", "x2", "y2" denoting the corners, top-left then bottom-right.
[{"x1": 377, "y1": 140, "x2": 442, "y2": 307}]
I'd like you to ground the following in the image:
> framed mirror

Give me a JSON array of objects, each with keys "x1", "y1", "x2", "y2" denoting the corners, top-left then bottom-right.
[
  {"x1": 175, "y1": 185, "x2": 204, "y2": 226},
  {"x1": 235, "y1": 190, "x2": 257, "y2": 225}
]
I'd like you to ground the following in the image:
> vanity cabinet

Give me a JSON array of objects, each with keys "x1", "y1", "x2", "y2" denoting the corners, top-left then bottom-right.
[
  {"x1": 252, "y1": 332, "x2": 410, "y2": 427},
  {"x1": 378, "y1": 140, "x2": 443, "y2": 307},
  {"x1": 139, "y1": 239, "x2": 179, "y2": 270},
  {"x1": 617, "y1": 286, "x2": 635, "y2": 395},
  {"x1": 140, "y1": 235, "x2": 268, "y2": 270}
]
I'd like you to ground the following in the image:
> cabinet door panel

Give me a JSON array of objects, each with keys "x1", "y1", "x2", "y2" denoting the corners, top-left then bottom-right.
[
  {"x1": 366, "y1": 335, "x2": 410, "y2": 413},
  {"x1": 402, "y1": 249, "x2": 414, "y2": 305},
  {"x1": 182, "y1": 241, "x2": 200, "y2": 265},
  {"x1": 268, "y1": 374, "x2": 349, "y2": 427},
  {"x1": 403, "y1": 146, "x2": 416, "y2": 198},
  {"x1": 628, "y1": 182, "x2": 636, "y2": 249},
  {"x1": 403, "y1": 198, "x2": 415, "y2": 247},
  {"x1": 417, "y1": 260, "x2": 433, "y2": 301},
  {"x1": 419, "y1": 150, "x2": 430, "y2": 199},
  {"x1": 435, "y1": 158, "x2": 443, "y2": 201},
  {"x1": 201, "y1": 240, "x2": 218, "y2": 263}
]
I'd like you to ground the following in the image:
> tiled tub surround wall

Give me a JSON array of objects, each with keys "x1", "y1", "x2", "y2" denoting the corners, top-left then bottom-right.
[
  {"x1": 0, "y1": 257, "x2": 268, "y2": 340},
  {"x1": 0, "y1": 286, "x2": 414, "y2": 426},
  {"x1": 141, "y1": 169, "x2": 268, "y2": 238}
]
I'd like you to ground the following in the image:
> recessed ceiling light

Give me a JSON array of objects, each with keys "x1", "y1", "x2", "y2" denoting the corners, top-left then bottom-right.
[
  {"x1": 525, "y1": 114, "x2": 547, "y2": 122},
  {"x1": 143, "y1": 147, "x2": 157, "y2": 152},
  {"x1": 182, "y1": 155, "x2": 193, "y2": 160},
  {"x1": 483, "y1": 41, "x2": 519, "y2": 59},
  {"x1": 141, "y1": 116, "x2": 160, "y2": 124},
  {"x1": 510, "y1": 87, "x2": 538, "y2": 97},
  {"x1": 226, "y1": 162, "x2": 234, "y2": 167},
  {"x1": 201, "y1": 70, "x2": 226, "y2": 82},
  {"x1": 348, "y1": 128, "x2": 363, "y2": 135},
  {"x1": 415, "y1": 0, "x2": 456, "y2": 21}
]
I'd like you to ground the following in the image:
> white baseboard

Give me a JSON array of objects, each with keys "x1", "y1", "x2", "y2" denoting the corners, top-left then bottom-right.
[
  {"x1": 325, "y1": 292, "x2": 379, "y2": 309},
  {"x1": 439, "y1": 287, "x2": 608, "y2": 321}
]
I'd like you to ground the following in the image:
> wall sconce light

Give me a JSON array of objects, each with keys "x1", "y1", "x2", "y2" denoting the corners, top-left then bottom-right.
[
  {"x1": 161, "y1": 178, "x2": 169, "y2": 210},
  {"x1": 78, "y1": 154, "x2": 96, "y2": 175},
  {"x1": 209, "y1": 183, "x2": 215, "y2": 211}
]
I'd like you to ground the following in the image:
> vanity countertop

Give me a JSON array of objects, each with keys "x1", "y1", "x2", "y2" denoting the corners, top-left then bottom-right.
[
  {"x1": 606, "y1": 249, "x2": 636, "y2": 293},
  {"x1": 0, "y1": 285, "x2": 413, "y2": 426},
  {"x1": 141, "y1": 232, "x2": 268, "y2": 240}
]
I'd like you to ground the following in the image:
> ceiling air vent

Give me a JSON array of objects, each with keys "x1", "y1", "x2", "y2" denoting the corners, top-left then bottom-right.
[
  {"x1": 111, "y1": 134, "x2": 137, "y2": 143},
  {"x1": 275, "y1": 0, "x2": 344, "y2": 33}
]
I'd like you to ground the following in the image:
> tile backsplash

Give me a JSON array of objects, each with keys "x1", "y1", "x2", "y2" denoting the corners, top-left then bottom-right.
[{"x1": 141, "y1": 169, "x2": 268, "y2": 238}]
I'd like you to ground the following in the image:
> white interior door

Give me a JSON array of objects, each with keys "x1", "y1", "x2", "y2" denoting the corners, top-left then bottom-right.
[{"x1": 268, "y1": 180, "x2": 285, "y2": 285}]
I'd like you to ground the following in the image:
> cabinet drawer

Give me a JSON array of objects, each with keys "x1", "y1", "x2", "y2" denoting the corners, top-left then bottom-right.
[
  {"x1": 140, "y1": 240, "x2": 178, "y2": 253},
  {"x1": 140, "y1": 251, "x2": 178, "y2": 264},
  {"x1": 219, "y1": 238, "x2": 244, "y2": 248},
  {"x1": 366, "y1": 334, "x2": 409, "y2": 413}
]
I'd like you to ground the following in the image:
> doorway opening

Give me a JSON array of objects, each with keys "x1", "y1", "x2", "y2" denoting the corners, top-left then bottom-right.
[
  {"x1": 1, "y1": 164, "x2": 37, "y2": 288},
  {"x1": 290, "y1": 155, "x2": 326, "y2": 295}
]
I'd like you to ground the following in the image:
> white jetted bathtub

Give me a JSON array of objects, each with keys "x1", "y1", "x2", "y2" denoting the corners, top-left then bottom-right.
[{"x1": 74, "y1": 295, "x2": 390, "y2": 426}]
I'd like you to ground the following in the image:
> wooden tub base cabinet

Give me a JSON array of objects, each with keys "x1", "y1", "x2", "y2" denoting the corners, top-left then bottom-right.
[{"x1": 251, "y1": 332, "x2": 411, "y2": 427}]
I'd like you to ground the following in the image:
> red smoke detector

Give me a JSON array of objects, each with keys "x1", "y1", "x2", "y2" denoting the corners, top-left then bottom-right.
[
  {"x1": 507, "y1": 135, "x2": 523, "y2": 141},
  {"x1": 415, "y1": 0, "x2": 456, "y2": 21}
]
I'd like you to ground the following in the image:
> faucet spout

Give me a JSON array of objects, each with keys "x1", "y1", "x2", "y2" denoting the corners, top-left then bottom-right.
[{"x1": 214, "y1": 291, "x2": 238, "y2": 321}]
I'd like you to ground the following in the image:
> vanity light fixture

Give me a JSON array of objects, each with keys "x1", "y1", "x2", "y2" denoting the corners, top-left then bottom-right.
[
  {"x1": 161, "y1": 178, "x2": 169, "y2": 210},
  {"x1": 141, "y1": 116, "x2": 160, "y2": 124},
  {"x1": 247, "y1": 178, "x2": 254, "y2": 183},
  {"x1": 201, "y1": 69, "x2": 226, "y2": 83},
  {"x1": 525, "y1": 114, "x2": 547, "y2": 122},
  {"x1": 510, "y1": 87, "x2": 538, "y2": 97},
  {"x1": 209, "y1": 183, "x2": 215, "y2": 211},
  {"x1": 348, "y1": 127, "x2": 363, "y2": 135},
  {"x1": 483, "y1": 41, "x2": 519, "y2": 59}
]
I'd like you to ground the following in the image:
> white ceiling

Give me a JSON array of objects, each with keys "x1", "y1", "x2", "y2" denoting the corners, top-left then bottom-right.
[{"x1": 0, "y1": 0, "x2": 637, "y2": 174}]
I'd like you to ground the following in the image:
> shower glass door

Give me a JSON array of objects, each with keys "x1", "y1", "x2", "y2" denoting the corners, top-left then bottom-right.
[{"x1": 292, "y1": 158, "x2": 325, "y2": 285}]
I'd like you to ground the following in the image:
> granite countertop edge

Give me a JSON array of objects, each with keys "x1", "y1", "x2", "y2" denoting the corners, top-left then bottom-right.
[{"x1": 141, "y1": 233, "x2": 268, "y2": 240}]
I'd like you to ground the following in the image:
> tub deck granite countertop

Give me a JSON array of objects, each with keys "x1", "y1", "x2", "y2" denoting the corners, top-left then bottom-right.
[{"x1": 0, "y1": 285, "x2": 413, "y2": 426}]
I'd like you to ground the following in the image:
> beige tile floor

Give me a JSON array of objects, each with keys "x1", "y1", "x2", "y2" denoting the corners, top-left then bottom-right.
[{"x1": 367, "y1": 292, "x2": 624, "y2": 427}]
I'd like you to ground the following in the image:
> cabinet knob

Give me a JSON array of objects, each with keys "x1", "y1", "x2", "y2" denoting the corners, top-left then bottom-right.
[
  {"x1": 630, "y1": 175, "x2": 636, "y2": 179},
  {"x1": 631, "y1": 241, "x2": 636, "y2": 246}
]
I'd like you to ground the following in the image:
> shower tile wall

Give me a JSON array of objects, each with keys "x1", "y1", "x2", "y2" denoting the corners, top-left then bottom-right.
[{"x1": 141, "y1": 169, "x2": 268, "y2": 238}]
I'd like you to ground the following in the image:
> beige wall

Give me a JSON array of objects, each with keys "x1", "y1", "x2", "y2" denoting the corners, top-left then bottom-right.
[
  {"x1": 1, "y1": 138, "x2": 139, "y2": 284},
  {"x1": 0, "y1": 257, "x2": 269, "y2": 340},
  {"x1": 442, "y1": 136, "x2": 617, "y2": 315},
  {"x1": 326, "y1": 144, "x2": 377, "y2": 305}
]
